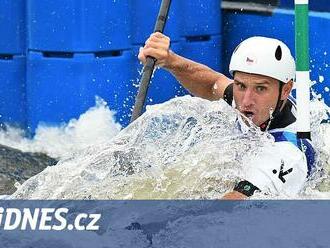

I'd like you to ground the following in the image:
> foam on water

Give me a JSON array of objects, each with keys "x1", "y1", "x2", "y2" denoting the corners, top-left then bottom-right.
[
  {"x1": 0, "y1": 97, "x2": 121, "y2": 160},
  {"x1": 8, "y1": 95, "x2": 330, "y2": 200}
]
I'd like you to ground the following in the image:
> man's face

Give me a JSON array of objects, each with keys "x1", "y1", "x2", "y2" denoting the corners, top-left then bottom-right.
[{"x1": 233, "y1": 71, "x2": 283, "y2": 126}]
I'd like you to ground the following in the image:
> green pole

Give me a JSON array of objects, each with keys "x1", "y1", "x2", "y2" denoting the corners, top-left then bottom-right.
[{"x1": 295, "y1": 0, "x2": 311, "y2": 140}]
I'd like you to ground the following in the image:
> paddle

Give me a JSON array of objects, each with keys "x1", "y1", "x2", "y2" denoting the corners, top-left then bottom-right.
[{"x1": 130, "y1": 0, "x2": 172, "y2": 123}]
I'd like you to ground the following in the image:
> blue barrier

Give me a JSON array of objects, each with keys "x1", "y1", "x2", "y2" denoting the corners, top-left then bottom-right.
[
  {"x1": 131, "y1": 0, "x2": 221, "y2": 44},
  {"x1": 0, "y1": 0, "x2": 26, "y2": 54},
  {"x1": 131, "y1": 0, "x2": 181, "y2": 44},
  {"x1": 26, "y1": 50, "x2": 135, "y2": 132},
  {"x1": 280, "y1": 0, "x2": 330, "y2": 12},
  {"x1": 0, "y1": 55, "x2": 26, "y2": 127},
  {"x1": 181, "y1": 0, "x2": 221, "y2": 37},
  {"x1": 222, "y1": 9, "x2": 330, "y2": 107},
  {"x1": 27, "y1": 0, "x2": 131, "y2": 52},
  {"x1": 181, "y1": 35, "x2": 222, "y2": 72}
]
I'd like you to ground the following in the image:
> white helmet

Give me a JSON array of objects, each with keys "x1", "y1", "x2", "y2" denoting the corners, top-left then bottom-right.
[{"x1": 229, "y1": 36, "x2": 295, "y2": 83}]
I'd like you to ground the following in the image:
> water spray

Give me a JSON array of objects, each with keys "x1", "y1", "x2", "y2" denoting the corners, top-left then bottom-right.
[{"x1": 130, "y1": 0, "x2": 172, "y2": 123}]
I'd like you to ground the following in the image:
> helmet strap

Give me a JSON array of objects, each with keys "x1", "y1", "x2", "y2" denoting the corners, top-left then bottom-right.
[
  {"x1": 259, "y1": 81, "x2": 284, "y2": 131},
  {"x1": 273, "y1": 81, "x2": 285, "y2": 117}
]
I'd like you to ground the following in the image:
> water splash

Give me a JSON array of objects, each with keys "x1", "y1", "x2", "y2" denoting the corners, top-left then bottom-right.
[
  {"x1": 0, "y1": 97, "x2": 121, "y2": 160},
  {"x1": 8, "y1": 96, "x2": 330, "y2": 200},
  {"x1": 11, "y1": 96, "x2": 273, "y2": 199}
]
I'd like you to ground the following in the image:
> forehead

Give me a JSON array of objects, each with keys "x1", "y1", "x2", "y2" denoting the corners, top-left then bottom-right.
[{"x1": 234, "y1": 71, "x2": 278, "y2": 85}]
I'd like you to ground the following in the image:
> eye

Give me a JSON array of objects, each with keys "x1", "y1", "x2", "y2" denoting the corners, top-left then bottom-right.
[
  {"x1": 235, "y1": 82, "x2": 246, "y2": 90},
  {"x1": 256, "y1": 86, "x2": 267, "y2": 92}
]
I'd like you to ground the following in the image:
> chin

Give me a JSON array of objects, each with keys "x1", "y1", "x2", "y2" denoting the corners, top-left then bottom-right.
[
  {"x1": 252, "y1": 118, "x2": 262, "y2": 127},
  {"x1": 253, "y1": 121, "x2": 261, "y2": 127}
]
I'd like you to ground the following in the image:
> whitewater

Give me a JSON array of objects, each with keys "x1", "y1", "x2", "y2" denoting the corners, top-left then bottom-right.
[{"x1": 0, "y1": 95, "x2": 329, "y2": 200}]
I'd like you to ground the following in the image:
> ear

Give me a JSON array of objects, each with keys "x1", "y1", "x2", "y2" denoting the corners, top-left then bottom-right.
[{"x1": 281, "y1": 80, "x2": 293, "y2": 100}]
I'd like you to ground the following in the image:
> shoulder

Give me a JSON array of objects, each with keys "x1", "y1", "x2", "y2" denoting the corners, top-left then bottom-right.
[
  {"x1": 269, "y1": 130, "x2": 316, "y2": 177},
  {"x1": 269, "y1": 97, "x2": 297, "y2": 130},
  {"x1": 222, "y1": 82, "x2": 234, "y2": 105},
  {"x1": 242, "y1": 139, "x2": 309, "y2": 197},
  {"x1": 210, "y1": 76, "x2": 233, "y2": 101}
]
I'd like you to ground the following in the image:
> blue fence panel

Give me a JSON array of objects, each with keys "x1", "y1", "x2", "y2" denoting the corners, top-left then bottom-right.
[
  {"x1": 181, "y1": 0, "x2": 221, "y2": 37},
  {"x1": 181, "y1": 35, "x2": 222, "y2": 72},
  {"x1": 280, "y1": 0, "x2": 330, "y2": 12},
  {"x1": 310, "y1": 1, "x2": 330, "y2": 12},
  {"x1": 131, "y1": 0, "x2": 221, "y2": 44},
  {"x1": 222, "y1": 9, "x2": 330, "y2": 107},
  {"x1": 279, "y1": 0, "x2": 294, "y2": 9},
  {"x1": 131, "y1": 0, "x2": 181, "y2": 44},
  {"x1": 0, "y1": 0, "x2": 26, "y2": 54},
  {"x1": 0, "y1": 55, "x2": 26, "y2": 128},
  {"x1": 27, "y1": 50, "x2": 135, "y2": 132},
  {"x1": 27, "y1": 0, "x2": 131, "y2": 52}
]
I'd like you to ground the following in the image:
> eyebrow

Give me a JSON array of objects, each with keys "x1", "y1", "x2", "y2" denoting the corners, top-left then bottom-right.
[
  {"x1": 234, "y1": 79, "x2": 244, "y2": 85},
  {"x1": 234, "y1": 79, "x2": 271, "y2": 85}
]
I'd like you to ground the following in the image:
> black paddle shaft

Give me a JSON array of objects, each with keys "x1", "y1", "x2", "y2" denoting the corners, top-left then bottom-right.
[{"x1": 130, "y1": 0, "x2": 172, "y2": 123}]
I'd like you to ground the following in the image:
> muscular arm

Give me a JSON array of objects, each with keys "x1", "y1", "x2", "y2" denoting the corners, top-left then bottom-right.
[
  {"x1": 138, "y1": 32, "x2": 232, "y2": 101},
  {"x1": 163, "y1": 51, "x2": 232, "y2": 100}
]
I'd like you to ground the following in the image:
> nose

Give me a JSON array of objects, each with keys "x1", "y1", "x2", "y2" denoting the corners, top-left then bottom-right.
[{"x1": 241, "y1": 88, "x2": 256, "y2": 109}]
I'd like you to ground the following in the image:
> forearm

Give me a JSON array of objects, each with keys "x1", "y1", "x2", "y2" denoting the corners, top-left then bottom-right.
[
  {"x1": 164, "y1": 51, "x2": 227, "y2": 100},
  {"x1": 138, "y1": 32, "x2": 231, "y2": 100},
  {"x1": 222, "y1": 190, "x2": 247, "y2": 200}
]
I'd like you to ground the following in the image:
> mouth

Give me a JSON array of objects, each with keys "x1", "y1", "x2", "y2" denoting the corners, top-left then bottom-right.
[{"x1": 242, "y1": 111, "x2": 255, "y2": 119}]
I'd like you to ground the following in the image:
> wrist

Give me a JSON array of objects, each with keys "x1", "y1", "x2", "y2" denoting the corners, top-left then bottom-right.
[{"x1": 163, "y1": 50, "x2": 186, "y2": 73}]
